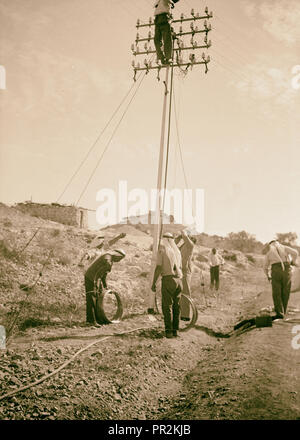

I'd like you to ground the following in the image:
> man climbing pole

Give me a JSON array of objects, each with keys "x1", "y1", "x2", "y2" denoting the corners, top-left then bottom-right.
[
  {"x1": 175, "y1": 230, "x2": 196, "y2": 321},
  {"x1": 84, "y1": 249, "x2": 126, "y2": 327},
  {"x1": 153, "y1": 0, "x2": 180, "y2": 65}
]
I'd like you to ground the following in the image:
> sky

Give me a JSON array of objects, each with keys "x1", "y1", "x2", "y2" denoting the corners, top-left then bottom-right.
[{"x1": 0, "y1": 0, "x2": 299, "y2": 243}]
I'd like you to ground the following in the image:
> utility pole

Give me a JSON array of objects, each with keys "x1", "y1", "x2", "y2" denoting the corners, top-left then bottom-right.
[{"x1": 131, "y1": 6, "x2": 213, "y2": 313}]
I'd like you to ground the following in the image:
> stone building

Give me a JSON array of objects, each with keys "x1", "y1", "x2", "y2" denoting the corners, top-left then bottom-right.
[{"x1": 16, "y1": 202, "x2": 88, "y2": 228}]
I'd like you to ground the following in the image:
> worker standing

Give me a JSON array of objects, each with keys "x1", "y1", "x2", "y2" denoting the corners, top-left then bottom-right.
[
  {"x1": 151, "y1": 232, "x2": 183, "y2": 338},
  {"x1": 263, "y1": 240, "x2": 298, "y2": 319},
  {"x1": 175, "y1": 230, "x2": 196, "y2": 321},
  {"x1": 208, "y1": 248, "x2": 224, "y2": 291},
  {"x1": 84, "y1": 249, "x2": 126, "y2": 327},
  {"x1": 78, "y1": 232, "x2": 126, "y2": 267}
]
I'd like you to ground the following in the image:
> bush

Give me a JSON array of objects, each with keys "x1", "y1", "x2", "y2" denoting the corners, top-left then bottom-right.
[
  {"x1": 0, "y1": 240, "x2": 19, "y2": 261},
  {"x1": 57, "y1": 254, "x2": 72, "y2": 266},
  {"x1": 224, "y1": 253, "x2": 237, "y2": 262},
  {"x1": 246, "y1": 254, "x2": 256, "y2": 264},
  {"x1": 226, "y1": 231, "x2": 260, "y2": 252},
  {"x1": 2, "y1": 218, "x2": 12, "y2": 228}
]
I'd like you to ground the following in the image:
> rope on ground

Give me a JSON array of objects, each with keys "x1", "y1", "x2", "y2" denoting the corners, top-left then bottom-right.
[{"x1": 0, "y1": 325, "x2": 153, "y2": 402}]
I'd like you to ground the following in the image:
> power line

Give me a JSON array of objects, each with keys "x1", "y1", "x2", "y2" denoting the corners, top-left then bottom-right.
[{"x1": 56, "y1": 73, "x2": 142, "y2": 203}]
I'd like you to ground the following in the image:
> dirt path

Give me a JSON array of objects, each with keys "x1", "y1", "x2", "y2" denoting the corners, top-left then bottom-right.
[{"x1": 160, "y1": 291, "x2": 300, "y2": 420}]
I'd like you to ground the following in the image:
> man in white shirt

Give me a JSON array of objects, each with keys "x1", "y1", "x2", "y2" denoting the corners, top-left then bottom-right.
[
  {"x1": 151, "y1": 232, "x2": 183, "y2": 338},
  {"x1": 263, "y1": 240, "x2": 298, "y2": 319},
  {"x1": 208, "y1": 248, "x2": 224, "y2": 291},
  {"x1": 153, "y1": 0, "x2": 179, "y2": 64}
]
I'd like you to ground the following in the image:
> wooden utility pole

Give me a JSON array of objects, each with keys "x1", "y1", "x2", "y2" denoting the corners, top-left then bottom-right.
[{"x1": 131, "y1": 6, "x2": 213, "y2": 312}]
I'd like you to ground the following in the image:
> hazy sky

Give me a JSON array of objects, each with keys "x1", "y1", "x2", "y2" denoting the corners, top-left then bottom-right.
[{"x1": 0, "y1": 0, "x2": 299, "y2": 242}]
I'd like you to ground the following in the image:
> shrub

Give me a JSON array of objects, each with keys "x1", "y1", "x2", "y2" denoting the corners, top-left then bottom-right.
[
  {"x1": 0, "y1": 240, "x2": 19, "y2": 261},
  {"x1": 2, "y1": 219, "x2": 12, "y2": 228},
  {"x1": 246, "y1": 254, "x2": 256, "y2": 264},
  {"x1": 224, "y1": 253, "x2": 237, "y2": 262},
  {"x1": 57, "y1": 254, "x2": 72, "y2": 266}
]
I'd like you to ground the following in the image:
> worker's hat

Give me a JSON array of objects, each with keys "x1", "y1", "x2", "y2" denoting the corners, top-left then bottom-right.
[{"x1": 162, "y1": 232, "x2": 174, "y2": 239}]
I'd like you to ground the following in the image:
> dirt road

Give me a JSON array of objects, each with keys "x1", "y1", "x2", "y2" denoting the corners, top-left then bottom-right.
[{"x1": 1, "y1": 271, "x2": 299, "y2": 420}]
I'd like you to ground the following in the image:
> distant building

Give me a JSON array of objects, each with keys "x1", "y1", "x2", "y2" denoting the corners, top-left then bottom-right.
[
  {"x1": 124, "y1": 211, "x2": 174, "y2": 226},
  {"x1": 16, "y1": 202, "x2": 88, "y2": 228}
]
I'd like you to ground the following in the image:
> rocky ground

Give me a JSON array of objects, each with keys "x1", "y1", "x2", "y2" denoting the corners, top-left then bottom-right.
[{"x1": 0, "y1": 204, "x2": 300, "y2": 420}]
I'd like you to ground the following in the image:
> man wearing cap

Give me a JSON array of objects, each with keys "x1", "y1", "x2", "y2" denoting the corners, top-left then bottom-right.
[
  {"x1": 153, "y1": 0, "x2": 180, "y2": 65},
  {"x1": 263, "y1": 240, "x2": 298, "y2": 319},
  {"x1": 84, "y1": 249, "x2": 126, "y2": 326},
  {"x1": 151, "y1": 232, "x2": 183, "y2": 338},
  {"x1": 175, "y1": 230, "x2": 196, "y2": 321}
]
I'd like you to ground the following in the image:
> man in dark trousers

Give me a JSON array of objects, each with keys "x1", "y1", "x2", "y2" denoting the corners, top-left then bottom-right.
[
  {"x1": 208, "y1": 248, "x2": 224, "y2": 291},
  {"x1": 151, "y1": 232, "x2": 183, "y2": 338},
  {"x1": 263, "y1": 239, "x2": 298, "y2": 319},
  {"x1": 153, "y1": 0, "x2": 180, "y2": 65},
  {"x1": 84, "y1": 249, "x2": 126, "y2": 326}
]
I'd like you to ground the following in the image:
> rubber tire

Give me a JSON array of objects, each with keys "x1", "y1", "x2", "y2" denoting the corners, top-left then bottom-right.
[
  {"x1": 96, "y1": 290, "x2": 123, "y2": 324},
  {"x1": 155, "y1": 292, "x2": 198, "y2": 332}
]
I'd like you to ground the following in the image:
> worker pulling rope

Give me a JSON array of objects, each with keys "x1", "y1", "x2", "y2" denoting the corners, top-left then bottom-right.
[{"x1": 6, "y1": 69, "x2": 149, "y2": 342}]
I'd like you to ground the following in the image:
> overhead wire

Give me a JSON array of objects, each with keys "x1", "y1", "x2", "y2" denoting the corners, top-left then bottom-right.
[
  {"x1": 172, "y1": 80, "x2": 195, "y2": 219},
  {"x1": 56, "y1": 72, "x2": 143, "y2": 204}
]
